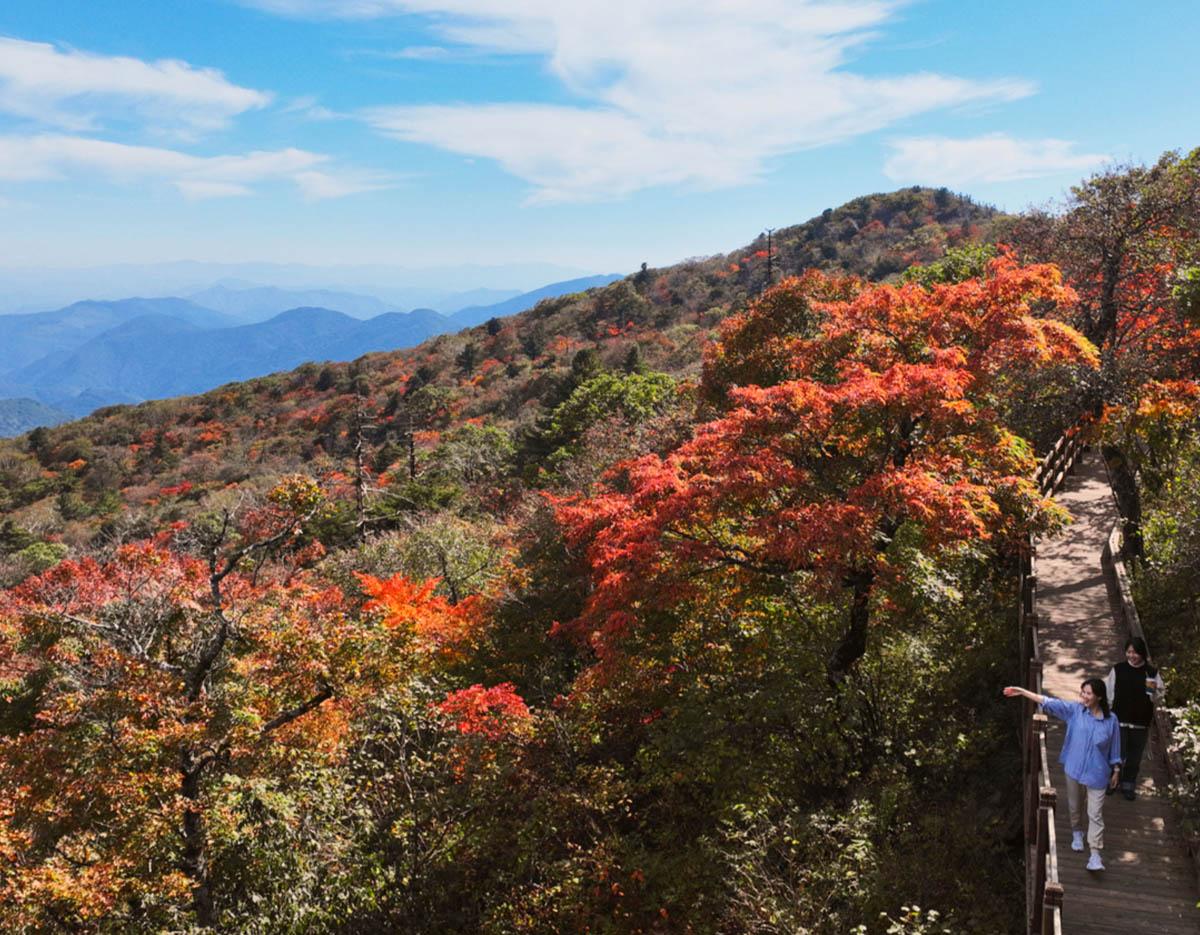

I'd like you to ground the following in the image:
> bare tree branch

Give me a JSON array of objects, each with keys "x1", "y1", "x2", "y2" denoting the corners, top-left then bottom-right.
[{"x1": 260, "y1": 684, "x2": 333, "y2": 736}]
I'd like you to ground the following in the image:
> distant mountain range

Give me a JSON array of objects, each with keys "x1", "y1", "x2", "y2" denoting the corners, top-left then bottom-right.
[
  {"x1": 187, "y1": 285, "x2": 407, "y2": 322},
  {"x1": 0, "y1": 274, "x2": 621, "y2": 436},
  {"x1": 0, "y1": 298, "x2": 236, "y2": 373},
  {"x1": 447, "y1": 276, "x2": 621, "y2": 329},
  {"x1": 0, "y1": 260, "x2": 597, "y2": 315},
  {"x1": 13, "y1": 307, "x2": 449, "y2": 413},
  {"x1": 0, "y1": 398, "x2": 71, "y2": 437},
  {"x1": 185, "y1": 284, "x2": 528, "y2": 323}
]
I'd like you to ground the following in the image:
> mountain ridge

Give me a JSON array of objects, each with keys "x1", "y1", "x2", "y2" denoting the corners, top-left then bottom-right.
[
  {"x1": 0, "y1": 186, "x2": 1001, "y2": 466},
  {"x1": 449, "y1": 274, "x2": 623, "y2": 328},
  {"x1": 0, "y1": 297, "x2": 233, "y2": 374},
  {"x1": 0, "y1": 277, "x2": 636, "y2": 425}
]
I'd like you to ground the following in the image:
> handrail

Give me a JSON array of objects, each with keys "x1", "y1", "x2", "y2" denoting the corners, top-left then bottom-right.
[
  {"x1": 1101, "y1": 520, "x2": 1200, "y2": 881},
  {"x1": 1021, "y1": 422, "x2": 1085, "y2": 934},
  {"x1": 1037, "y1": 724, "x2": 1064, "y2": 933},
  {"x1": 1039, "y1": 427, "x2": 1085, "y2": 498}
]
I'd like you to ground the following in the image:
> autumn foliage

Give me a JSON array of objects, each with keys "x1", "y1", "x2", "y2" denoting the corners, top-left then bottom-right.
[
  {"x1": 438, "y1": 682, "x2": 532, "y2": 739},
  {"x1": 0, "y1": 480, "x2": 508, "y2": 929},
  {"x1": 4, "y1": 174, "x2": 1200, "y2": 931},
  {"x1": 360, "y1": 571, "x2": 483, "y2": 660},
  {"x1": 558, "y1": 253, "x2": 1096, "y2": 676}
]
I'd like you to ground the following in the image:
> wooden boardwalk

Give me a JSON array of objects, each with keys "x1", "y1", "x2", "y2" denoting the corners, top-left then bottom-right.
[{"x1": 1036, "y1": 452, "x2": 1199, "y2": 933}]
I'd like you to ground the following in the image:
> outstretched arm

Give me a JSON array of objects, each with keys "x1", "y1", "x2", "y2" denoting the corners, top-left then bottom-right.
[
  {"x1": 1004, "y1": 685, "x2": 1069, "y2": 720},
  {"x1": 1003, "y1": 685, "x2": 1045, "y2": 704}
]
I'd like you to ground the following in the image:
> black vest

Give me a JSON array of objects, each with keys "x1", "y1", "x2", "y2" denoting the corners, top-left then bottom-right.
[{"x1": 1112, "y1": 660, "x2": 1157, "y2": 726}]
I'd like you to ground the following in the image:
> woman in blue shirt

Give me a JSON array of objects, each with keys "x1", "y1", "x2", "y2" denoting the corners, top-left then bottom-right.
[{"x1": 1004, "y1": 679, "x2": 1122, "y2": 871}]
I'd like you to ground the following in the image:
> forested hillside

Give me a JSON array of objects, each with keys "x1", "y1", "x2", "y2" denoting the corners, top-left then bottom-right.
[
  {"x1": 1, "y1": 167, "x2": 1198, "y2": 934},
  {"x1": 0, "y1": 186, "x2": 999, "y2": 522},
  {"x1": 0, "y1": 277, "x2": 624, "y2": 428}
]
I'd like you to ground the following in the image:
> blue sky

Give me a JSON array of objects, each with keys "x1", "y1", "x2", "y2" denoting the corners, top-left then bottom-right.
[{"x1": 0, "y1": 0, "x2": 1195, "y2": 276}]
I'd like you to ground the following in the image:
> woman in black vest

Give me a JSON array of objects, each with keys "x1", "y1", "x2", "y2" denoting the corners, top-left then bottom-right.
[{"x1": 1103, "y1": 637, "x2": 1165, "y2": 800}]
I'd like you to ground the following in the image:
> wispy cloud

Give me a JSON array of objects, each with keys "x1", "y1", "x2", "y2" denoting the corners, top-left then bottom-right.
[
  {"x1": 281, "y1": 95, "x2": 344, "y2": 120},
  {"x1": 239, "y1": 0, "x2": 420, "y2": 16},
  {"x1": 346, "y1": 44, "x2": 526, "y2": 66},
  {"x1": 387, "y1": 45, "x2": 450, "y2": 60},
  {"x1": 884, "y1": 134, "x2": 1108, "y2": 184},
  {"x1": 0, "y1": 134, "x2": 390, "y2": 200},
  {"x1": 242, "y1": 1, "x2": 1035, "y2": 202},
  {"x1": 0, "y1": 36, "x2": 271, "y2": 136},
  {"x1": 0, "y1": 39, "x2": 389, "y2": 202}
]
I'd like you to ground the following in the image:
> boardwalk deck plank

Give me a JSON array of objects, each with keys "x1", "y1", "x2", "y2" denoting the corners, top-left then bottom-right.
[{"x1": 1035, "y1": 452, "x2": 1199, "y2": 933}]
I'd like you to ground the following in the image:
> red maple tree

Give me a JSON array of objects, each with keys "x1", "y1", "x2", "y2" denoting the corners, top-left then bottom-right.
[{"x1": 558, "y1": 254, "x2": 1097, "y2": 681}]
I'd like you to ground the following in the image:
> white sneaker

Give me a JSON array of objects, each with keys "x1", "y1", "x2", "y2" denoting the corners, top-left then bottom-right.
[
  {"x1": 1086, "y1": 851, "x2": 1104, "y2": 871},
  {"x1": 1071, "y1": 831, "x2": 1084, "y2": 852}
]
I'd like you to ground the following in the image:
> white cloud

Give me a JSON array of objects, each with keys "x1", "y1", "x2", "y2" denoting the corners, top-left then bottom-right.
[
  {"x1": 0, "y1": 134, "x2": 388, "y2": 200},
  {"x1": 175, "y1": 179, "x2": 255, "y2": 199},
  {"x1": 282, "y1": 95, "x2": 343, "y2": 120},
  {"x1": 293, "y1": 168, "x2": 392, "y2": 198},
  {"x1": 240, "y1": 0, "x2": 416, "y2": 16},
  {"x1": 883, "y1": 134, "x2": 1109, "y2": 184},
  {"x1": 0, "y1": 42, "x2": 389, "y2": 203},
  {"x1": 247, "y1": 1, "x2": 1035, "y2": 201},
  {"x1": 388, "y1": 46, "x2": 451, "y2": 60},
  {"x1": 0, "y1": 36, "x2": 271, "y2": 135}
]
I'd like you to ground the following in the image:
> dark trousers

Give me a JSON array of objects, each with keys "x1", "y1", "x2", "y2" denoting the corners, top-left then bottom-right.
[{"x1": 1120, "y1": 724, "x2": 1150, "y2": 786}]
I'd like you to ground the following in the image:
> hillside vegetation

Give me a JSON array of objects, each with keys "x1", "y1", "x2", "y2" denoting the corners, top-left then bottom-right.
[
  {"x1": 0, "y1": 277, "x2": 622, "y2": 425},
  {"x1": 3, "y1": 165, "x2": 1198, "y2": 935},
  {"x1": 0, "y1": 187, "x2": 998, "y2": 512}
]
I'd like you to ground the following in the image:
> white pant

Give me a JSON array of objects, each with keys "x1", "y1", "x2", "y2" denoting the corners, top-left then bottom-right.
[{"x1": 1065, "y1": 776, "x2": 1106, "y2": 850}]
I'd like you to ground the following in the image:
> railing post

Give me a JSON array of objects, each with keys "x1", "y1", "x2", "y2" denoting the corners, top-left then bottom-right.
[
  {"x1": 1023, "y1": 610, "x2": 1037, "y2": 647},
  {"x1": 1032, "y1": 785, "x2": 1056, "y2": 934},
  {"x1": 1023, "y1": 574, "x2": 1037, "y2": 618},
  {"x1": 1032, "y1": 808, "x2": 1046, "y2": 934},
  {"x1": 1066, "y1": 436, "x2": 1079, "y2": 475},
  {"x1": 1041, "y1": 881, "x2": 1063, "y2": 935},
  {"x1": 1021, "y1": 612, "x2": 1037, "y2": 689},
  {"x1": 1025, "y1": 714, "x2": 1046, "y2": 843}
]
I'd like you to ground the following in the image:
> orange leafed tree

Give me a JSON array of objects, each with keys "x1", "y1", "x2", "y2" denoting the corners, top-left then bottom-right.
[
  {"x1": 359, "y1": 572, "x2": 484, "y2": 662},
  {"x1": 1010, "y1": 151, "x2": 1200, "y2": 556},
  {"x1": 0, "y1": 477, "x2": 479, "y2": 930},
  {"x1": 558, "y1": 254, "x2": 1097, "y2": 681}
]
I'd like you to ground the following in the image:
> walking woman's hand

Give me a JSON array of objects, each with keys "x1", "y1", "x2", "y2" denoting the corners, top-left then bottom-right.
[{"x1": 1109, "y1": 767, "x2": 1121, "y2": 790}]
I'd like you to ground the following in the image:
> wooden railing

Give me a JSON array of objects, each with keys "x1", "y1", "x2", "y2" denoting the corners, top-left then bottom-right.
[
  {"x1": 1039, "y1": 429, "x2": 1086, "y2": 497},
  {"x1": 1102, "y1": 505, "x2": 1200, "y2": 881},
  {"x1": 1019, "y1": 426, "x2": 1085, "y2": 935},
  {"x1": 1019, "y1": 546, "x2": 1065, "y2": 935}
]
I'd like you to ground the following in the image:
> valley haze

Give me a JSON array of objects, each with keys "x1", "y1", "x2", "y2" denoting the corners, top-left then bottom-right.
[{"x1": 0, "y1": 273, "x2": 620, "y2": 434}]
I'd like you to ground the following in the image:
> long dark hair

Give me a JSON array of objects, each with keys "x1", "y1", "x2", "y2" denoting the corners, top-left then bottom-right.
[{"x1": 1083, "y1": 677, "x2": 1111, "y2": 718}]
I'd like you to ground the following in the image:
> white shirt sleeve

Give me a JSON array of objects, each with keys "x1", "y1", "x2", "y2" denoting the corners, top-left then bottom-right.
[{"x1": 1104, "y1": 666, "x2": 1116, "y2": 708}]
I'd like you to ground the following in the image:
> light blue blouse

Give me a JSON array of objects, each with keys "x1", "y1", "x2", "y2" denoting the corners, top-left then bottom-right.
[{"x1": 1042, "y1": 696, "x2": 1122, "y2": 790}]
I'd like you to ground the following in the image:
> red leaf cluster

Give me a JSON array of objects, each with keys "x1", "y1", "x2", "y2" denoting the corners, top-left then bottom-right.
[
  {"x1": 437, "y1": 683, "x2": 531, "y2": 739},
  {"x1": 557, "y1": 255, "x2": 1096, "y2": 659}
]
